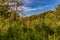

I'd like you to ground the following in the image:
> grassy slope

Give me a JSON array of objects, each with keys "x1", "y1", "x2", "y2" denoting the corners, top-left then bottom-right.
[{"x1": 0, "y1": 5, "x2": 60, "y2": 40}]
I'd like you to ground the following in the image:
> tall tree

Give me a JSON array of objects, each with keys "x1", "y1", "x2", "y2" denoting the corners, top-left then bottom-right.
[
  {"x1": 0, "y1": 0, "x2": 23, "y2": 21},
  {"x1": 56, "y1": 4, "x2": 60, "y2": 11},
  {"x1": 8, "y1": 0, "x2": 23, "y2": 21}
]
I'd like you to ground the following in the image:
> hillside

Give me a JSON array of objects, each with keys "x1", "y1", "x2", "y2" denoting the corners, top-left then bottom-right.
[
  {"x1": 0, "y1": 3, "x2": 60, "y2": 40},
  {"x1": 23, "y1": 10, "x2": 59, "y2": 26}
]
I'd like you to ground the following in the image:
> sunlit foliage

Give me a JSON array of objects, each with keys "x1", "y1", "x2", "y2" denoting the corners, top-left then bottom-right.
[{"x1": 0, "y1": 1, "x2": 60, "y2": 40}]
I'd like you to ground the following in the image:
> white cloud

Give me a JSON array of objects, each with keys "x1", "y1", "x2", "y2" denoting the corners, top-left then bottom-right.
[
  {"x1": 21, "y1": 0, "x2": 47, "y2": 4},
  {"x1": 18, "y1": 0, "x2": 53, "y2": 12},
  {"x1": 21, "y1": 6, "x2": 41, "y2": 11},
  {"x1": 21, "y1": 0, "x2": 32, "y2": 3},
  {"x1": 21, "y1": 5, "x2": 50, "y2": 11}
]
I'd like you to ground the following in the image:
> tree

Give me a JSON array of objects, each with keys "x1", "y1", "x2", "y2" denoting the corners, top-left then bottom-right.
[
  {"x1": 0, "y1": 0, "x2": 23, "y2": 21},
  {"x1": 56, "y1": 4, "x2": 60, "y2": 11},
  {"x1": 8, "y1": 0, "x2": 23, "y2": 21}
]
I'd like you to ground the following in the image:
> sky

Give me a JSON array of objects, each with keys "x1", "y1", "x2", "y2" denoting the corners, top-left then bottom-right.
[{"x1": 19, "y1": 0, "x2": 60, "y2": 16}]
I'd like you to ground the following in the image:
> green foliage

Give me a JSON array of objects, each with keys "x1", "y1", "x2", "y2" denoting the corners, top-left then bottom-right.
[
  {"x1": 56, "y1": 5, "x2": 60, "y2": 11},
  {"x1": 0, "y1": 1, "x2": 60, "y2": 40}
]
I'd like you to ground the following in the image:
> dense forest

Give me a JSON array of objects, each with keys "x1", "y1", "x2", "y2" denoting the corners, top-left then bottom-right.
[{"x1": 0, "y1": 0, "x2": 60, "y2": 40}]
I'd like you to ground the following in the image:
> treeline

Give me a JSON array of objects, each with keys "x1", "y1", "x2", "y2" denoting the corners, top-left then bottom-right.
[{"x1": 0, "y1": 1, "x2": 60, "y2": 40}]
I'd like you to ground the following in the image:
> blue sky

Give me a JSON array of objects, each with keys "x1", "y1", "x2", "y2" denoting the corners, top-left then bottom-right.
[{"x1": 20, "y1": 0, "x2": 60, "y2": 16}]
